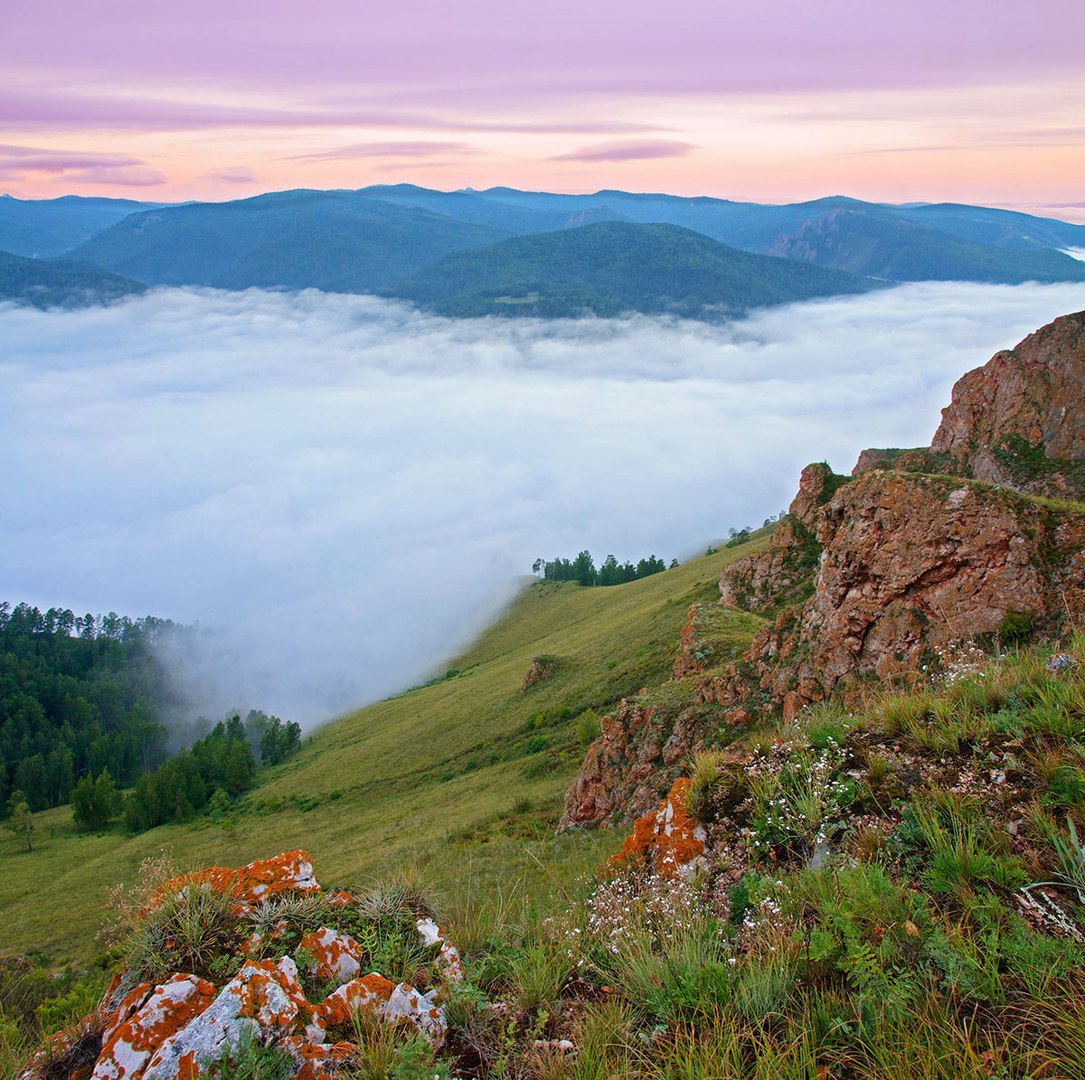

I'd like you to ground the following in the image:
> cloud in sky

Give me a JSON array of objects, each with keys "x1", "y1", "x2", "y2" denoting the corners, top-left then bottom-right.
[
  {"x1": 0, "y1": 143, "x2": 167, "y2": 185},
  {"x1": 288, "y1": 141, "x2": 479, "y2": 162},
  {"x1": 551, "y1": 140, "x2": 694, "y2": 163},
  {"x1": 201, "y1": 166, "x2": 256, "y2": 184},
  {"x1": 2, "y1": 282, "x2": 1084, "y2": 726},
  {"x1": 2, "y1": 1, "x2": 1083, "y2": 204}
]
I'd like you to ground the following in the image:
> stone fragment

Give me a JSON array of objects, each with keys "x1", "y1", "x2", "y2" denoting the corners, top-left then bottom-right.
[
  {"x1": 298, "y1": 928, "x2": 364, "y2": 985},
  {"x1": 142, "y1": 959, "x2": 307, "y2": 1079}
]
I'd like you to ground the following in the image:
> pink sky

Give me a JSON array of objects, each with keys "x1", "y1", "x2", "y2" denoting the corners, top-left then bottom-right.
[{"x1": 3, "y1": 0, "x2": 1083, "y2": 215}]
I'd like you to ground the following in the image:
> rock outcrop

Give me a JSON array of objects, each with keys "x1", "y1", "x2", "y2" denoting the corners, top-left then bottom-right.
[
  {"x1": 718, "y1": 462, "x2": 840, "y2": 616},
  {"x1": 19, "y1": 853, "x2": 464, "y2": 1080},
  {"x1": 561, "y1": 701, "x2": 683, "y2": 828},
  {"x1": 855, "y1": 311, "x2": 1085, "y2": 499},
  {"x1": 563, "y1": 309, "x2": 1085, "y2": 826},
  {"x1": 747, "y1": 472, "x2": 1085, "y2": 711},
  {"x1": 930, "y1": 310, "x2": 1085, "y2": 497}
]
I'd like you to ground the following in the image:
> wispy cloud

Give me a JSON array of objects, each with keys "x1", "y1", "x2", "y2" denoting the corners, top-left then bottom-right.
[
  {"x1": 287, "y1": 141, "x2": 479, "y2": 162},
  {"x1": 0, "y1": 143, "x2": 166, "y2": 185},
  {"x1": 2, "y1": 282, "x2": 1084, "y2": 725},
  {"x1": 1, "y1": 88, "x2": 661, "y2": 137},
  {"x1": 201, "y1": 165, "x2": 256, "y2": 184},
  {"x1": 551, "y1": 140, "x2": 695, "y2": 163}
]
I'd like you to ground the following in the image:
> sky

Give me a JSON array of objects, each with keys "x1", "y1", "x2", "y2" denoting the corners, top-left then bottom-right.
[
  {"x1": 3, "y1": 281, "x2": 1085, "y2": 725},
  {"x1": 2, "y1": 0, "x2": 1083, "y2": 213}
]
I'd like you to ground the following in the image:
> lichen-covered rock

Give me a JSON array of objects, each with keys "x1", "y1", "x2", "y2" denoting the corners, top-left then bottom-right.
[
  {"x1": 142, "y1": 959, "x2": 307, "y2": 1079},
  {"x1": 297, "y1": 929, "x2": 364, "y2": 986},
  {"x1": 609, "y1": 778, "x2": 707, "y2": 881},
  {"x1": 24, "y1": 852, "x2": 465, "y2": 1078},
  {"x1": 93, "y1": 975, "x2": 215, "y2": 1079},
  {"x1": 156, "y1": 851, "x2": 320, "y2": 916},
  {"x1": 312, "y1": 973, "x2": 446, "y2": 1046},
  {"x1": 415, "y1": 917, "x2": 465, "y2": 983}
]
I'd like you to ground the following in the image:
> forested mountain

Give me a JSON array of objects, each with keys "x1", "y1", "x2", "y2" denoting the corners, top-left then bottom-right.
[
  {"x1": 0, "y1": 249, "x2": 146, "y2": 309},
  {"x1": 0, "y1": 194, "x2": 163, "y2": 258},
  {"x1": 363, "y1": 185, "x2": 1085, "y2": 258},
  {"x1": 768, "y1": 208, "x2": 1085, "y2": 283},
  {"x1": 387, "y1": 221, "x2": 883, "y2": 318},
  {"x1": 69, "y1": 189, "x2": 511, "y2": 292}
]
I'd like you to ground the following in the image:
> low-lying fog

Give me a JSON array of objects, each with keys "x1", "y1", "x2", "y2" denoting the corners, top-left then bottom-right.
[{"x1": 3, "y1": 282, "x2": 1084, "y2": 725}]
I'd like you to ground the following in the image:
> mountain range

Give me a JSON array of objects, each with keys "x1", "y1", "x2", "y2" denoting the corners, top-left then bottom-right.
[{"x1": 1, "y1": 185, "x2": 1084, "y2": 316}]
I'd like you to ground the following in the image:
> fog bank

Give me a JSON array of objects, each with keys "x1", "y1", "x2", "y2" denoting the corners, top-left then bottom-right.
[{"x1": 2, "y1": 281, "x2": 1083, "y2": 724}]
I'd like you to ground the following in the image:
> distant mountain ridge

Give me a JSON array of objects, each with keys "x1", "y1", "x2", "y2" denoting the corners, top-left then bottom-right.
[
  {"x1": 767, "y1": 208, "x2": 1085, "y2": 284},
  {"x1": 3, "y1": 183, "x2": 1085, "y2": 318},
  {"x1": 0, "y1": 194, "x2": 170, "y2": 258}
]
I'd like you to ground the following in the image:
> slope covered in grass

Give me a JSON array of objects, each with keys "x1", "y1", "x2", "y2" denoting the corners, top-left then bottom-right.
[{"x1": 0, "y1": 540, "x2": 768, "y2": 967}]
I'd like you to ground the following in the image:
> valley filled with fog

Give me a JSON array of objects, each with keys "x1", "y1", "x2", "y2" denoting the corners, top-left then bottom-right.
[{"x1": 3, "y1": 280, "x2": 1084, "y2": 725}]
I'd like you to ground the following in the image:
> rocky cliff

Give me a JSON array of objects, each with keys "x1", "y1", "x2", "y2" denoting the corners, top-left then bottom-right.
[{"x1": 561, "y1": 310, "x2": 1085, "y2": 828}]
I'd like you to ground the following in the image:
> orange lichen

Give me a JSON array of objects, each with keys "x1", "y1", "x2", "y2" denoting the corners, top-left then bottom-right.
[
  {"x1": 298, "y1": 928, "x2": 364, "y2": 984},
  {"x1": 312, "y1": 972, "x2": 396, "y2": 1031},
  {"x1": 609, "y1": 778, "x2": 707, "y2": 880},
  {"x1": 155, "y1": 850, "x2": 320, "y2": 914}
]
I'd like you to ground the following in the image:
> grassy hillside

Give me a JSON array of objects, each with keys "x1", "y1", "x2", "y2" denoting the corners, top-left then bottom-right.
[
  {"x1": 0, "y1": 539, "x2": 768, "y2": 967},
  {"x1": 389, "y1": 222, "x2": 883, "y2": 319}
]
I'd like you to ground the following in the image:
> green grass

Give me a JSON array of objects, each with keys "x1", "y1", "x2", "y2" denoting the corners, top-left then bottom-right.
[{"x1": 0, "y1": 540, "x2": 768, "y2": 967}]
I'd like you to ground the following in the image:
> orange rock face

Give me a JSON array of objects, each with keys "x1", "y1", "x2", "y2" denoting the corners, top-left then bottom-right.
[{"x1": 609, "y1": 778, "x2": 707, "y2": 881}]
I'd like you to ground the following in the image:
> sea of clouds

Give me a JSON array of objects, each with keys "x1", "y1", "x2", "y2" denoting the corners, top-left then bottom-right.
[{"x1": 2, "y1": 281, "x2": 1084, "y2": 725}]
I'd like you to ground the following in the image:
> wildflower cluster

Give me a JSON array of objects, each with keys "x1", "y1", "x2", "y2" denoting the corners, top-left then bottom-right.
[
  {"x1": 742, "y1": 739, "x2": 858, "y2": 860},
  {"x1": 583, "y1": 871, "x2": 709, "y2": 955},
  {"x1": 924, "y1": 640, "x2": 990, "y2": 687}
]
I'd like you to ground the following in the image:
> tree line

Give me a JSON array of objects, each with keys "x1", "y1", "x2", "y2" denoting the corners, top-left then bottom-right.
[
  {"x1": 531, "y1": 551, "x2": 676, "y2": 587},
  {"x1": 0, "y1": 602, "x2": 179, "y2": 814}
]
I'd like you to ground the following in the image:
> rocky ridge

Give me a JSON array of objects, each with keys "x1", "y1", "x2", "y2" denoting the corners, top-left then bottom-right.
[{"x1": 561, "y1": 310, "x2": 1085, "y2": 829}]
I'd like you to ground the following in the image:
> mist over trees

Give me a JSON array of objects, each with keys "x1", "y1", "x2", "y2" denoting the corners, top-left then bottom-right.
[
  {"x1": 0, "y1": 602, "x2": 302, "y2": 831},
  {"x1": 122, "y1": 711, "x2": 302, "y2": 831}
]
